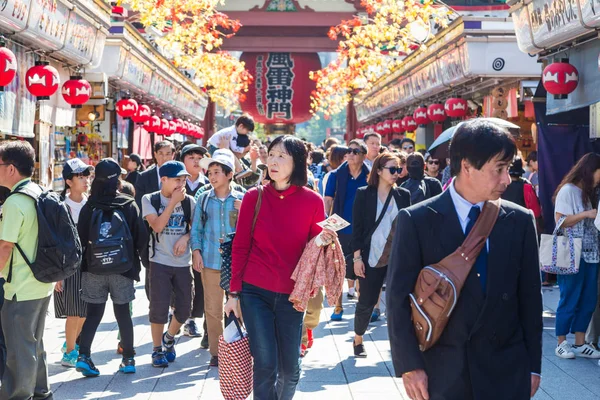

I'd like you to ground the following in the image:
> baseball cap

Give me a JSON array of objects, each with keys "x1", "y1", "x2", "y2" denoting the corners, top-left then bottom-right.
[
  {"x1": 180, "y1": 144, "x2": 208, "y2": 160},
  {"x1": 62, "y1": 158, "x2": 93, "y2": 180},
  {"x1": 200, "y1": 149, "x2": 236, "y2": 172},
  {"x1": 94, "y1": 158, "x2": 122, "y2": 182},
  {"x1": 509, "y1": 157, "x2": 526, "y2": 177},
  {"x1": 159, "y1": 161, "x2": 191, "y2": 178}
]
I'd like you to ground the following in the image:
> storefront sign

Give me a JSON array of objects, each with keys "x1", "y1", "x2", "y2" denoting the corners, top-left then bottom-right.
[
  {"x1": 121, "y1": 53, "x2": 152, "y2": 92},
  {"x1": 0, "y1": 0, "x2": 31, "y2": 32},
  {"x1": 149, "y1": 73, "x2": 168, "y2": 100},
  {"x1": 55, "y1": 11, "x2": 98, "y2": 65},
  {"x1": 19, "y1": 0, "x2": 69, "y2": 50}
]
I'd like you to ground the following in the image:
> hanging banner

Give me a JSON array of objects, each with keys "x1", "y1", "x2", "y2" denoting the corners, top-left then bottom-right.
[
  {"x1": 0, "y1": 44, "x2": 35, "y2": 137},
  {"x1": 55, "y1": 11, "x2": 100, "y2": 66},
  {"x1": 19, "y1": 0, "x2": 69, "y2": 50},
  {"x1": 0, "y1": 0, "x2": 31, "y2": 32}
]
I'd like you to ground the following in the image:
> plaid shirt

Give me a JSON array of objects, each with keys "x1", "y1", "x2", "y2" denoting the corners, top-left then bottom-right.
[{"x1": 190, "y1": 188, "x2": 245, "y2": 270}]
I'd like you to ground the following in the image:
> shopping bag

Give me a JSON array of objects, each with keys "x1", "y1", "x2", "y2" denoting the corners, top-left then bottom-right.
[
  {"x1": 219, "y1": 316, "x2": 253, "y2": 400},
  {"x1": 540, "y1": 216, "x2": 582, "y2": 275}
]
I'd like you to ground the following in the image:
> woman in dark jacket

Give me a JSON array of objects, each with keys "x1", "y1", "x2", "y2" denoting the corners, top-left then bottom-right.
[
  {"x1": 124, "y1": 153, "x2": 145, "y2": 186},
  {"x1": 351, "y1": 152, "x2": 411, "y2": 358}
]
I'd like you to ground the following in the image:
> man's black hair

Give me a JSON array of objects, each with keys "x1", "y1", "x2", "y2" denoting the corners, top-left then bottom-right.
[
  {"x1": 0, "y1": 140, "x2": 35, "y2": 177},
  {"x1": 208, "y1": 161, "x2": 233, "y2": 177},
  {"x1": 363, "y1": 132, "x2": 382, "y2": 143},
  {"x1": 526, "y1": 151, "x2": 538, "y2": 164},
  {"x1": 400, "y1": 138, "x2": 416, "y2": 147},
  {"x1": 390, "y1": 138, "x2": 403, "y2": 147},
  {"x1": 266, "y1": 135, "x2": 308, "y2": 187},
  {"x1": 450, "y1": 119, "x2": 516, "y2": 176},
  {"x1": 236, "y1": 114, "x2": 255, "y2": 132},
  {"x1": 154, "y1": 141, "x2": 175, "y2": 153}
]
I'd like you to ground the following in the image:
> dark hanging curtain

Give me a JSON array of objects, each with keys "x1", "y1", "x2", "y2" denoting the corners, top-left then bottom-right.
[{"x1": 535, "y1": 83, "x2": 600, "y2": 234}]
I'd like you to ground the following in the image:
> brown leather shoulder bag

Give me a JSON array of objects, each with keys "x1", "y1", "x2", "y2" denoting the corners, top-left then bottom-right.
[{"x1": 410, "y1": 199, "x2": 500, "y2": 351}]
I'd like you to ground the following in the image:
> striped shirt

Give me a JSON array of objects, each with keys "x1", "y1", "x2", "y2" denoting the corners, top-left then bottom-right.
[{"x1": 190, "y1": 188, "x2": 245, "y2": 270}]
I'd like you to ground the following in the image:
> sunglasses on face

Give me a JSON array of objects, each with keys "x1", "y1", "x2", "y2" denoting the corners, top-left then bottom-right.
[
  {"x1": 428, "y1": 160, "x2": 440, "y2": 165},
  {"x1": 402, "y1": 145, "x2": 414, "y2": 150},
  {"x1": 382, "y1": 166, "x2": 402, "y2": 175},
  {"x1": 347, "y1": 148, "x2": 365, "y2": 155}
]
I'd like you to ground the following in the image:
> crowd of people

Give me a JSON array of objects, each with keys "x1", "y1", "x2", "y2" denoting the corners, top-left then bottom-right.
[{"x1": 0, "y1": 113, "x2": 594, "y2": 400}]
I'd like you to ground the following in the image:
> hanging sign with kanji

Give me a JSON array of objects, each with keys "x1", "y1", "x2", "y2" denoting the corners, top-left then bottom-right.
[{"x1": 240, "y1": 52, "x2": 320, "y2": 124}]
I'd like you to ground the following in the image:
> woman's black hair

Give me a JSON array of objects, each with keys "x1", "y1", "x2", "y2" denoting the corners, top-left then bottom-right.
[
  {"x1": 265, "y1": 135, "x2": 307, "y2": 187},
  {"x1": 60, "y1": 182, "x2": 70, "y2": 199}
]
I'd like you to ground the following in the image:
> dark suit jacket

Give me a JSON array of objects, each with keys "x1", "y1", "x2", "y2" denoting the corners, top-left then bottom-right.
[
  {"x1": 134, "y1": 166, "x2": 160, "y2": 208},
  {"x1": 351, "y1": 185, "x2": 411, "y2": 268},
  {"x1": 387, "y1": 190, "x2": 542, "y2": 400}
]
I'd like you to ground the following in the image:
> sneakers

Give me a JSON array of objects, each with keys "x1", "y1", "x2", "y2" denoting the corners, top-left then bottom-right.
[
  {"x1": 353, "y1": 341, "x2": 367, "y2": 358},
  {"x1": 183, "y1": 320, "x2": 202, "y2": 338},
  {"x1": 117, "y1": 342, "x2": 136, "y2": 356},
  {"x1": 306, "y1": 329, "x2": 314, "y2": 349},
  {"x1": 347, "y1": 288, "x2": 356, "y2": 299},
  {"x1": 209, "y1": 356, "x2": 219, "y2": 367},
  {"x1": 119, "y1": 357, "x2": 136, "y2": 374},
  {"x1": 300, "y1": 344, "x2": 308, "y2": 358},
  {"x1": 162, "y1": 332, "x2": 176, "y2": 363},
  {"x1": 152, "y1": 351, "x2": 169, "y2": 368},
  {"x1": 573, "y1": 343, "x2": 600, "y2": 359},
  {"x1": 76, "y1": 355, "x2": 100, "y2": 377},
  {"x1": 330, "y1": 307, "x2": 344, "y2": 321},
  {"x1": 555, "y1": 340, "x2": 575, "y2": 359},
  {"x1": 61, "y1": 349, "x2": 78, "y2": 368},
  {"x1": 61, "y1": 342, "x2": 80, "y2": 354},
  {"x1": 370, "y1": 308, "x2": 381, "y2": 323},
  {"x1": 200, "y1": 333, "x2": 209, "y2": 349}
]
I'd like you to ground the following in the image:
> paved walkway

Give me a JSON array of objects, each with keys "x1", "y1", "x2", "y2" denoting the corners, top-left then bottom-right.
[{"x1": 44, "y1": 273, "x2": 600, "y2": 399}]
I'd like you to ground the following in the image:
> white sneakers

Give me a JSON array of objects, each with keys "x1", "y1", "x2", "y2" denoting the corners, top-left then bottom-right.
[{"x1": 555, "y1": 340, "x2": 600, "y2": 359}]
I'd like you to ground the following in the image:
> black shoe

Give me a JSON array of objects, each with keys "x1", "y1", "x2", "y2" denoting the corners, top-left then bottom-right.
[
  {"x1": 201, "y1": 333, "x2": 209, "y2": 349},
  {"x1": 353, "y1": 342, "x2": 367, "y2": 358},
  {"x1": 209, "y1": 356, "x2": 218, "y2": 367}
]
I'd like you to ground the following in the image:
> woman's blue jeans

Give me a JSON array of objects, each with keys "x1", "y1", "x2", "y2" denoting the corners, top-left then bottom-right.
[
  {"x1": 556, "y1": 259, "x2": 599, "y2": 336},
  {"x1": 241, "y1": 283, "x2": 304, "y2": 400}
]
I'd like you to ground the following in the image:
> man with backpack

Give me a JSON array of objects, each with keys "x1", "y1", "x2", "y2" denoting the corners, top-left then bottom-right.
[
  {"x1": 401, "y1": 152, "x2": 443, "y2": 205},
  {"x1": 142, "y1": 161, "x2": 196, "y2": 367},
  {"x1": 0, "y1": 141, "x2": 55, "y2": 399},
  {"x1": 191, "y1": 149, "x2": 244, "y2": 367}
]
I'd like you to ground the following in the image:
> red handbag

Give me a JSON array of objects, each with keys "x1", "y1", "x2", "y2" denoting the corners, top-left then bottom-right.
[{"x1": 218, "y1": 318, "x2": 253, "y2": 400}]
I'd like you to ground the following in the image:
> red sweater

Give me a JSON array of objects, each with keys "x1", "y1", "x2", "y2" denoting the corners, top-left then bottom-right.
[{"x1": 231, "y1": 184, "x2": 325, "y2": 294}]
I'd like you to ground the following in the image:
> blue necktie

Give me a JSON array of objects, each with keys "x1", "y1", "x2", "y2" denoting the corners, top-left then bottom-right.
[{"x1": 465, "y1": 206, "x2": 487, "y2": 294}]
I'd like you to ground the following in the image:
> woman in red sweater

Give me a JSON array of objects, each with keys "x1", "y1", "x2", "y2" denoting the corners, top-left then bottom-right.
[{"x1": 226, "y1": 135, "x2": 334, "y2": 400}]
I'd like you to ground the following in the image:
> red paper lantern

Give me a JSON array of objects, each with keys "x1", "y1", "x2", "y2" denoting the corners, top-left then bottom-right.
[
  {"x1": 0, "y1": 46, "x2": 17, "y2": 90},
  {"x1": 413, "y1": 106, "x2": 430, "y2": 125},
  {"x1": 427, "y1": 103, "x2": 446, "y2": 123},
  {"x1": 132, "y1": 104, "x2": 151, "y2": 124},
  {"x1": 61, "y1": 76, "x2": 91, "y2": 109},
  {"x1": 160, "y1": 118, "x2": 170, "y2": 136},
  {"x1": 444, "y1": 98, "x2": 468, "y2": 118},
  {"x1": 179, "y1": 121, "x2": 188, "y2": 135},
  {"x1": 376, "y1": 122, "x2": 385, "y2": 135},
  {"x1": 168, "y1": 120, "x2": 177, "y2": 136},
  {"x1": 145, "y1": 115, "x2": 161, "y2": 133},
  {"x1": 402, "y1": 116, "x2": 417, "y2": 132},
  {"x1": 543, "y1": 61, "x2": 579, "y2": 99},
  {"x1": 383, "y1": 119, "x2": 393, "y2": 136},
  {"x1": 116, "y1": 98, "x2": 138, "y2": 119},
  {"x1": 25, "y1": 61, "x2": 59, "y2": 100},
  {"x1": 240, "y1": 52, "x2": 321, "y2": 124},
  {"x1": 197, "y1": 127, "x2": 205, "y2": 138},
  {"x1": 392, "y1": 119, "x2": 404, "y2": 133},
  {"x1": 356, "y1": 128, "x2": 364, "y2": 139},
  {"x1": 173, "y1": 118, "x2": 184, "y2": 134}
]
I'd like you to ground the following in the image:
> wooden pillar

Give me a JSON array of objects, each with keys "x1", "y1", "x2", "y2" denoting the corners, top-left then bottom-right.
[
  {"x1": 346, "y1": 98, "x2": 358, "y2": 141},
  {"x1": 202, "y1": 100, "x2": 216, "y2": 147}
]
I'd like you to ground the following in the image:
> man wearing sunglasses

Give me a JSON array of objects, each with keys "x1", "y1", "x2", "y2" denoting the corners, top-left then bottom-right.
[
  {"x1": 425, "y1": 154, "x2": 443, "y2": 182},
  {"x1": 400, "y1": 138, "x2": 416, "y2": 154},
  {"x1": 324, "y1": 140, "x2": 370, "y2": 320}
]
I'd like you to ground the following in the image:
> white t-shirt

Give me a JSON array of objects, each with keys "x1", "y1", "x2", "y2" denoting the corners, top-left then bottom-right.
[
  {"x1": 64, "y1": 194, "x2": 87, "y2": 224},
  {"x1": 555, "y1": 183, "x2": 599, "y2": 263},
  {"x1": 368, "y1": 197, "x2": 399, "y2": 268},
  {"x1": 207, "y1": 125, "x2": 246, "y2": 153}
]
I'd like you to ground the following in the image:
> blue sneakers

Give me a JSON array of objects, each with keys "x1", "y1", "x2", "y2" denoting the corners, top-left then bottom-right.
[
  {"x1": 76, "y1": 355, "x2": 100, "y2": 377},
  {"x1": 119, "y1": 357, "x2": 136, "y2": 374},
  {"x1": 330, "y1": 307, "x2": 344, "y2": 321},
  {"x1": 162, "y1": 332, "x2": 176, "y2": 363},
  {"x1": 152, "y1": 351, "x2": 169, "y2": 368},
  {"x1": 61, "y1": 342, "x2": 80, "y2": 354},
  {"x1": 61, "y1": 349, "x2": 78, "y2": 368}
]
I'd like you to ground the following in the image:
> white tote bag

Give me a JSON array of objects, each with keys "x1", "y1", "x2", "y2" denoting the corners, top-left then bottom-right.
[{"x1": 539, "y1": 216, "x2": 582, "y2": 275}]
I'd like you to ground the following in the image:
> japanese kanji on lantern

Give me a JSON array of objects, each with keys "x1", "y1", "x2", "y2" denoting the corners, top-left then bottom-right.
[
  {"x1": 402, "y1": 116, "x2": 417, "y2": 132},
  {"x1": 0, "y1": 45, "x2": 16, "y2": 91},
  {"x1": 413, "y1": 106, "x2": 430, "y2": 126},
  {"x1": 445, "y1": 98, "x2": 468, "y2": 118},
  {"x1": 376, "y1": 122, "x2": 385, "y2": 135},
  {"x1": 240, "y1": 52, "x2": 321, "y2": 124},
  {"x1": 543, "y1": 60, "x2": 579, "y2": 99},
  {"x1": 383, "y1": 120, "x2": 393, "y2": 136},
  {"x1": 116, "y1": 98, "x2": 138, "y2": 119},
  {"x1": 26, "y1": 61, "x2": 59, "y2": 100},
  {"x1": 392, "y1": 119, "x2": 404, "y2": 133},
  {"x1": 145, "y1": 115, "x2": 161, "y2": 133},
  {"x1": 62, "y1": 76, "x2": 91, "y2": 109},
  {"x1": 132, "y1": 105, "x2": 152, "y2": 124},
  {"x1": 161, "y1": 118, "x2": 170, "y2": 136},
  {"x1": 427, "y1": 103, "x2": 446, "y2": 123}
]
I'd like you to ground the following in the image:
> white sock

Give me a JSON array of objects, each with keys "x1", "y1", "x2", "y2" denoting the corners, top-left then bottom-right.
[
  {"x1": 186, "y1": 318, "x2": 194, "y2": 324},
  {"x1": 349, "y1": 288, "x2": 356, "y2": 296}
]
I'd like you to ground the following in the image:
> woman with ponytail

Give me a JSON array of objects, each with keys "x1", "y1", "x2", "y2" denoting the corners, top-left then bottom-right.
[{"x1": 55, "y1": 158, "x2": 93, "y2": 367}]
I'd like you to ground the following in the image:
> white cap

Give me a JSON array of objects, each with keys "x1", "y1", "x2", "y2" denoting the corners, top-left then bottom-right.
[{"x1": 200, "y1": 148, "x2": 236, "y2": 172}]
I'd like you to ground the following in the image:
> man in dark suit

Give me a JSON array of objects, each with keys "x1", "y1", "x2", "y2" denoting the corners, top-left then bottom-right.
[
  {"x1": 134, "y1": 141, "x2": 175, "y2": 209},
  {"x1": 387, "y1": 119, "x2": 543, "y2": 400}
]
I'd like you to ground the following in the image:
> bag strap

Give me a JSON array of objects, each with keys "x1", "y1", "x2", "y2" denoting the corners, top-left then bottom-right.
[
  {"x1": 251, "y1": 185, "x2": 263, "y2": 236},
  {"x1": 182, "y1": 196, "x2": 191, "y2": 234},
  {"x1": 553, "y1": 215, "x2": 568, "y2": 236},
  {"x1": 366, "y1": 190, "x2": 394, "y2": 239},
  {"x1": 7, "y1": 243, "x2": 31, "y2": 283}
]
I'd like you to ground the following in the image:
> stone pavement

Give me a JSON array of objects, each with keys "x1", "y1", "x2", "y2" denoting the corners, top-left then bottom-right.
[{"x1": 44, "y1": 273, "x2": 600, "y2": 400}]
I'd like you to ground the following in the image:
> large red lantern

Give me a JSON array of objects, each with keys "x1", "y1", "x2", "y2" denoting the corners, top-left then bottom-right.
[
  {"x1": 376, "y1": 122, "x2": 385, "y2": 135},
  {"x1": 402, "y1": 116, "x2": 417, "y2": 132},
  {"x1": 383, "y1": 119, "x2": 393, "y2": 136},
  {"x1": 445, "y1": 98, "x2": 468, "y2": 118},
  {"x1": 179, "y1": 121, "x2": 189, "y2": 135},
  {"x1": 392, "y1": 119, "x2": 404, "y2": 133},
  {"x1": 25, "y1": 61, "x2": 59, "y2": 100},
  {"x1": 427, "y1": 103, "x2": 446, "y2": 123},
  {"x1": 543, "y1": 60, "x2": 579, "y2": 99},
  {"x1": 132, "y1": 104, "x2": 151, "y2": 124},
  {"x1": 413, "y1": 106, "x2": 430, "y2": 125},
  {"x1": 168, "y1": 120, "x2": 177, "y2": 136},
  {"x1": 160, "y1": 118, "x2": 170, "y2": 136},
  {"x1": 356, "y1": 128, "x2": 364, "y2": 139},
  {"x1": 197, "y1": 127, "x2": 205, "y2": 138},
  {"x1": 61, "y1": 76, "x2": 91, "y2": 109},
  {"x1": 116, "y1": 98, "x2": 138, "y2": 119},
  {"x1": 145, "y1": 115, "x2": 161, "y2": 133},
  {"x1": 173, "y1": 118, "x2": 184, "y2": 134},
  {"x1": 240, "y1": 52, "x2": 321, "y2": 124},
  {"x1": 0, "y1": 46, "x2": 17, "y2": 90}
]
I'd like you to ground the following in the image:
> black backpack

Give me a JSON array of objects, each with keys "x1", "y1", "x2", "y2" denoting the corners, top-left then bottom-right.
[
  {"x1": 148, "y1": 192, "x2": 192, "y2": 258},
  {"x1": 6, "y1": 182, "x2": 82, "y2": 283},
  {"x1": 86, "y1": 208, "x2": 134, "y2": 275}
]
